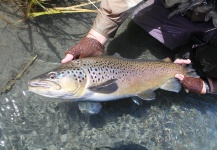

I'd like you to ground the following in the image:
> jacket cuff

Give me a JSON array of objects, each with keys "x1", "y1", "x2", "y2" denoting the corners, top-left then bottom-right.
[
  {"x1": 92, "y1": 13, "x2": 119, "y2": 38},
  {"x1": 207, "y1": 77, "x2": 217, "y2": 93}
]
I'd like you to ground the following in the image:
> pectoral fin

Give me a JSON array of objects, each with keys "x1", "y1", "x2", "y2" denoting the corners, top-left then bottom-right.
[
  {"x1": 89, "y1": 79, "x2": 118, "y2": 94},
  {"x1": 78, "y1": 102, "x2": 102, "y2": 114},
  {"x1": 137, "y1": 90, "x2": 156, "y2": 100},
  {"x1": 160, "y1": 78, "x2": 181, "y2": 93}
]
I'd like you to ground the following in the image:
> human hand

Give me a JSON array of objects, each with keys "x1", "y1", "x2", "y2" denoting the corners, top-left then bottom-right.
[
  {"x1": 61, "y1": 29, "x2": 107, "y2": 63},
  {"x1": 174, "y1": 58, "x2": 206, "y2": 94},
  {"x1": 174, "y1": 58, "x2": 191, "y2": 81},
  {"x1": 61, "y1": 37, "x2": 104, "y2": 63}
]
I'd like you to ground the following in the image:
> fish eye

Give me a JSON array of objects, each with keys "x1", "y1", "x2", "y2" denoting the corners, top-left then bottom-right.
[{"x1": 48, "y1": 73, "x2": 56, "y2": 79}]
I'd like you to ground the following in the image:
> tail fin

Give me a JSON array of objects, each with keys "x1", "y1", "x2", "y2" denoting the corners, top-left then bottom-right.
[{"x1": 185, "y1": 64, "x2": 199, "y2": 78}]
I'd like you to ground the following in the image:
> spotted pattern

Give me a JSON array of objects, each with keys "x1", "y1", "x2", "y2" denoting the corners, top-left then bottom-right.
[
  {"x1": 62, "y1": 57, "x2": 186, "y2": 86},
  {"x1": 55, "y1": 64, "x2": 87, "y2": 84}
]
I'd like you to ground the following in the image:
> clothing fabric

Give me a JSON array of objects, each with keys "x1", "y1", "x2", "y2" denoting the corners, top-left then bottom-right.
[
  {"x1": 91, "y1": 0, "x2": 217, "y2": 93},
  {"x1": 92, "y1": 0, "x2": 215, "y2": 50},
  {"x1": 132, "y1": 0, "x2": 215, "y2": 49},
  {"x1": 92, "y1": 0, "x2": 143, "y2": 38},
  {"x1": 193, "y1": 44, "x2": 217, "y2": 78}
]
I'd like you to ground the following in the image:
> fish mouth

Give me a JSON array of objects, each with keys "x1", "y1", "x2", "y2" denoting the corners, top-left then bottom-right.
[
  {"x1": 28, "y1": 80, "x2": 61, "y2": 90},
  {"x1": 29, "y1": 82, "x2": 51, "y2": 88}
]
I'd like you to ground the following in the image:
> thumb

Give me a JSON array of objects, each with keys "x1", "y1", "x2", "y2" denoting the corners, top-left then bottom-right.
[
  {"x1": 175, "y1": 74, "x2": 185, "y2": 81},
  {"x1": 61, "y1": 54, "x2": 74, "y2": 63}
]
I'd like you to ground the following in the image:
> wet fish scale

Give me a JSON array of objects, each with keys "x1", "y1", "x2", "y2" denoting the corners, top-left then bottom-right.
[
  {"x1": 28, "y1": 56, "x2": 195, "y2": 114},
  {"x1": 58, "y1": 67, "x2": 86, "y2": 83},
  {"x1": 29, "y1": 56, "x2": 189, "y2": 101},
  {"x1": 74, "y1": 57, "x2": 184, "y2": 94},
  {"x1": 83, "y1": 59, "x2": 135, "y2": 84}
]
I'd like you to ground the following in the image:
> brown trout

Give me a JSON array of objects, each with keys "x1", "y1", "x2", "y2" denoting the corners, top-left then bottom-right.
[{"x1": 28, "y1": 56, "x2": 193, "y2": 114}]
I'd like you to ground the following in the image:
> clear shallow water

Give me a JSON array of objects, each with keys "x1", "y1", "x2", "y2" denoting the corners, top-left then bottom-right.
[{"x1": 1, "y1": 1, "x2": 217, "y2": 150}]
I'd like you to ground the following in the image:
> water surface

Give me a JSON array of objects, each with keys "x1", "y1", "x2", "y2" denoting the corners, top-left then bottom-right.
[{"x1": 0, "y1": 1, "x2": 217, "y2": 149}]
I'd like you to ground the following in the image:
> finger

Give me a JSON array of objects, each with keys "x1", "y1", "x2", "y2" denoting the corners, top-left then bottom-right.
[
  {"x1": 175, "y1": 74, "x2": 185, "y2": 81},
  {"x1": 61, "y1": 54, "x2": 74, "y2": 63},
  {"x1": 174, "y1": 59, "x2": 191, "y2": 64},
  {"x1": 174, "y1": 58, "x2": 191, "y2": 64}
]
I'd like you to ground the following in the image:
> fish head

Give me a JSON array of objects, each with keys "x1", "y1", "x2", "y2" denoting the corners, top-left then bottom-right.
[{"x1": 28, "y1": 66, "x2": 87, "y2": 99}]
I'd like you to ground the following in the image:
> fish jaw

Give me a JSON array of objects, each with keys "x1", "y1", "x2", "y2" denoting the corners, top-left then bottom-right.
[
  {"x1": 28, "y1": 66, "x2": 88, "y2": 99},
  {"x1": 28, "y1": 78, "x2": 71, "y2": 98}
]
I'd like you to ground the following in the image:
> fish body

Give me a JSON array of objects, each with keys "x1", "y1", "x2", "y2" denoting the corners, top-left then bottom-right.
[{"x1": 28, "y1": 56, "x2": 190, "y2": 113}]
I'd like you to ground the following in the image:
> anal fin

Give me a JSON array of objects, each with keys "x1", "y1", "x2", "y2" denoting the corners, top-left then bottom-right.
[
  {"x1": 132, "y1": 97, "x2": 144, "y2": 105},
  {"x1": 137, "y1": 90, "x2": 156, "y2": 100}
]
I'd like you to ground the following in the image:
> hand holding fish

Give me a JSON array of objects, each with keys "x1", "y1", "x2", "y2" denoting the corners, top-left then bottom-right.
[
  {"x1": 174, "y1": 58, "x2": 206, "y2": 94},
  {"x1": 61, "y1": 29, "x2": 107, "y2": 63},
  {"x1": 29, "y1": 56, "x2": 207, "y2": 114}
]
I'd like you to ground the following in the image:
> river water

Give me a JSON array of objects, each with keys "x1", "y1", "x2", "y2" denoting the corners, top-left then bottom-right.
[{"x1": 0, "y1": 1, "x2": 217, "y2": 150}]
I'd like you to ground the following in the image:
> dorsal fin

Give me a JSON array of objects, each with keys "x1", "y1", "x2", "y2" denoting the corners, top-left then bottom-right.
[{"x1": 113, "y1": 53, "x2": 123, "y2": 58}]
